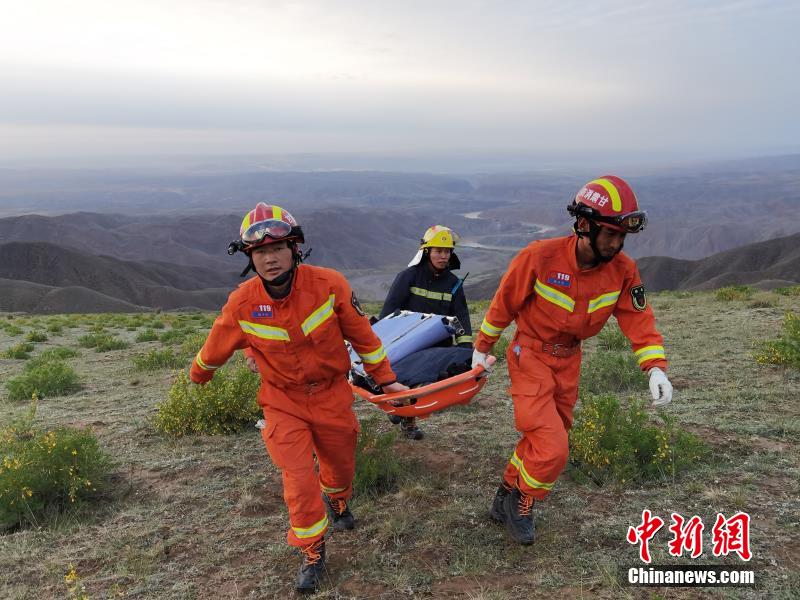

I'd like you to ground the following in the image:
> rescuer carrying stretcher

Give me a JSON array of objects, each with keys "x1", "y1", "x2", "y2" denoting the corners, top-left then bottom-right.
[
  {"x1": 189, "y1": 203, "x2": 407, "y2": 593},
  {"x1": 472, "y1": 176, "x2": 674, "y2": 545}
]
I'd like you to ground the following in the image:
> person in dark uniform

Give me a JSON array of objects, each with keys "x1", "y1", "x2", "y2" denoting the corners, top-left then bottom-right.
[{"x1": 379, "y1": 225, "x2": 473, "y2": 439}]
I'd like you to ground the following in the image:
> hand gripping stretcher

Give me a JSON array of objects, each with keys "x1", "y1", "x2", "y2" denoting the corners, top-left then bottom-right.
[{"x1": 347, "y1": 311, "x2": 495, "y2": 418}]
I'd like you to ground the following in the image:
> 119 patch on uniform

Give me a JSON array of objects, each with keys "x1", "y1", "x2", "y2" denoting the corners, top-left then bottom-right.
[
  {"x1": 251, "y1": 303, "x2": 273, "y2": 318},
  {"x1": 631, "y1": 285, "x2": 647, "y2": 311}
]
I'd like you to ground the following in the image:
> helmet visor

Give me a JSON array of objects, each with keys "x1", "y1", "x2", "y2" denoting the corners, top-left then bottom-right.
[
  {"x1": 241, "y1": 219, "x2": 293, "y2": 245},
  {"x1": 596, "y1": 211, "x2": 647, "y2": 233}
]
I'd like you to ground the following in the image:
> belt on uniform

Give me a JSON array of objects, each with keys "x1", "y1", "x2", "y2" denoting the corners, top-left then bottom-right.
[
  {"x1": 273, "y1": 377, "x2": 338, "y2": 394},
  {"x1": 514, "y1": 332, "x2": 581, "y2": 358}
]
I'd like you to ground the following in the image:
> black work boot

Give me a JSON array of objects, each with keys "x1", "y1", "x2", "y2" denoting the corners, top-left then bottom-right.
[
  {"x1": 400, "y1": 417, "x2": 424, "y2": 440},
  {"x1": 502, "y1": 488, "x2": 535, "y2": 545},
  {"x1": 323, "y1": 494, "x2": 355, "y2": 531},
  {"x1": 387, "y1": 414, "x2": 403, "y2": 425},
  {"x1": 489, "y1": 484, "x2": 513, "y2": 523},
  {"x1": 296, "y1": 538, "x2": 326, "y2": 593}
]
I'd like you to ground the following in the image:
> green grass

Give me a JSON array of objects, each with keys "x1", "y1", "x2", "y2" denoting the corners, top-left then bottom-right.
[
  {"x1": 2, "y1": 343, "x2": 35, "y2": 360},
  {"x1": 0, "y1": 296, "x2": 799, "y2": 598},
  {"x1": 77, "y1": 333, "x2": 129, "y2": 352},
  {"x1": 132, "y1": 348, "x2": 185, "y2": 371}
]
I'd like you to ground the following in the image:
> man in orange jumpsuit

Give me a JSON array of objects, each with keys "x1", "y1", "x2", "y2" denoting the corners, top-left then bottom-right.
[
  {"x1": 471, "y1": 176, "x2": 673, "y2": 545},
  {"x1": 190, "y1": 203, "x2": 407, "y2": 592}
]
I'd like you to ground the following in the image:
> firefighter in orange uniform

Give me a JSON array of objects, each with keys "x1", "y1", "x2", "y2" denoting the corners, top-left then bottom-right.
[
  {"x1": 190, "y1": 203, "x2": 407, "y2": 592},
  {"x1": 472, "y1": 176, "x2": 673, "y2": 545}
]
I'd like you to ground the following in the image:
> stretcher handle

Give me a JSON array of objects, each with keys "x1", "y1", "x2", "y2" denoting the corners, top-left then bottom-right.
[{"x1": 352, "y1": 363, "x2": 491, "y2": 405}]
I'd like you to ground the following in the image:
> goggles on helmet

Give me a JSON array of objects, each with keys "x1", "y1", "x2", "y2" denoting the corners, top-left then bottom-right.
[
  {"x1": 241, "y1": 219, "x2": 293, "y2": 245},
  {"x1": 568, "y1": 202, "x2": 647, "y2": 233},
  {"x1": 592, "y1": 211, "x2": 647, "y2": 233}
]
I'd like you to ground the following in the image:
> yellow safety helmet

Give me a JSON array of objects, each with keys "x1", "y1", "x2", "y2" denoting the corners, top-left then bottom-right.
[
  {"x1": 408, "y1": 225, "x2": 461, "y2": 268},
  {"x1": 419, "y1": 225, "x2": 459, "y2": 250}
]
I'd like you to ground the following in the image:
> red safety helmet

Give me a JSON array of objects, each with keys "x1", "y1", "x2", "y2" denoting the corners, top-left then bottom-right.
[
  {"x1": 567, "y1": 176, "x2": 647, "y2": 233},
  {"x1": 228, "y1": 203, "x2": 305, "y2": 255}
]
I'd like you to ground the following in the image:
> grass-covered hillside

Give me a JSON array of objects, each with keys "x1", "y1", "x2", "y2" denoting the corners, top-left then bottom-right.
[{"x1": 1, "y1": 288, "x2": 798, "y2": 599}]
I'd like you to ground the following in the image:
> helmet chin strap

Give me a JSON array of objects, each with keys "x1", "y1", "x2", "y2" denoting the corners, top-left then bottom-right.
[{"x1": 574, "y1": 220, "x2": 623, "y2": 264}]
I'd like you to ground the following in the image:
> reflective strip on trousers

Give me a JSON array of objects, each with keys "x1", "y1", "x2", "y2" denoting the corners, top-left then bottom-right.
[
  {"x1": 510, "y1": 451, "x2": 555, "y2": 491},
  {"x1": 301, "y1": 294, "x2": 336, "y2": 336},
  {"x1": 635, "y1": 345, "x2": 666, "y2": 365},
  {"x1": 320, "y1": 484, "x2": 347, "y2": 494},
  {"x1": 534, "y1": 279, "x2": 575, "y2": 313},
  {"x1": 239, "y1": 320, "x2": 290, "y2": 341},
  {"x1": 292, "y1": 515, "x2": 329, "y2": 539}
]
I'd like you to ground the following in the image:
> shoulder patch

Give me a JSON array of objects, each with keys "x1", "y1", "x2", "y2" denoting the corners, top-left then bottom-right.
[
  {"x1": 351, "y1": 292, "x2": 366, "y2": 317},
  {"x1": 631, "y1": 284, "x2": 647, "y2": 311}
]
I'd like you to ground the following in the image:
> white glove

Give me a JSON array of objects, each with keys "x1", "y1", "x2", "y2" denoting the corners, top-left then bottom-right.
[
  {"x1": 648, "y1": 367, "x2": 673, "y2": 407},
  {"x1": 472, "y1": 350, "x2": 493, "y2": 373}
]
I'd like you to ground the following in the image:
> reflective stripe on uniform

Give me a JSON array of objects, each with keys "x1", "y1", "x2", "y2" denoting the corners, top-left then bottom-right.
[
  {"x1": 301, "y1": 294, "x2": 335, "y2": 336},
  {"x1": 358, "y1": 344, "x2": 387, "y2": 364},
  {"x1": 634, "y1": 345, "x2": 666, "y2": 365},
  {"x1": 320, "y1": 484, "x2": 346, "y2": 494},
  {"x1": 480, "y1": 318, "x2": 503, "y2": 337},
  {"x1": 588, "y1": 290, "x2": 621, "y2": 313},
  {"x1": 195, "y1": 351, "x2": 221, "y2": 371},
  {"x1": 409, "y1": 287, "x2": 452, "y2": 302},
  {"x1": 534, "y1": 278, "x2": 576, "y2": 313},
  {"x1": 239, "y1": 320, "x2": 290, "y2": 341},
  {"x1": 509, "y1": 451, "x2": 555, "y2": 491},
  {"x1": 455, "y1": 335, "x2": 473, "y2": 345},
  {"x1": 292, "y1": 515, "x2": 329, "y2": 539}
]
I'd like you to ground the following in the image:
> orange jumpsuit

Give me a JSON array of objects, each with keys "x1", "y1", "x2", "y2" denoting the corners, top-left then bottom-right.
[
  {"x1": 190, "y1": 264, "x2": 395, "y2": 546},
  {"x1": 475, "y1": 235, "x2": 667, "y2": 499}
]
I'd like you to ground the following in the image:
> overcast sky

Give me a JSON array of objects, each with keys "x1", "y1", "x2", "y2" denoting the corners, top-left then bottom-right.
[{"x1": 1, "y1": 0, "x2": 797, "y2": 164}]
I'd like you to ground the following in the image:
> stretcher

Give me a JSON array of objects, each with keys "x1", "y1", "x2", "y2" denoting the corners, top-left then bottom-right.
[{"x1": 347, "y1": 311, "x2": 496, "y2": 418}]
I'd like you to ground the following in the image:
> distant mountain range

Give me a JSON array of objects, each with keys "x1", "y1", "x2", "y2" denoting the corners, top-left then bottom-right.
[
  {"x1": 0, "y1": 232, "x2": 797, "y2": 313},
  {"x1": 638, "y1": 232, "x2": 800, "y2": 291}
]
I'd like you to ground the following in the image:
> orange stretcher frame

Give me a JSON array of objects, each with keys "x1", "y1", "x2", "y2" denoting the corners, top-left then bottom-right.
[{"x1": 350, "y1": 364, "x2": 492, "y2": 418}]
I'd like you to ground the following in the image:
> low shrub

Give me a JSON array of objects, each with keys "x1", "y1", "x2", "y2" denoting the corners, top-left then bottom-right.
[
  {"x1": 135, "y1": 328, "x2": 159, "y2": 343},
  {"x1": 754, "y1": 312, "x2": 800, "y2": 369},
  {"x1": 25, "y1": 331, "x2": 48, "y2": 343},
  {"x1": 0, "y1": 404, "x2": 111, "y2": 529},
  {"x1": 715, "y1": 285, "x2": 754, "y2": 301},
  {"x1": 179, "y1": 332, "x2": 208, "y2": 358},
  {"x1": 35, "y1": 347, "x2": 80, "y2": 362},
  {"x1": 4, "y1": 325, "x2": 23, "y2": 336},
  {"x1": 159, "y1": 327, "x2": 194, "y2": 345},
  {"x1": 46, "y1": 323, "x2": 63, "y2": 334},
  {"x1": 353, "y1": 417, "x2": 404, "y2": 498},
  {"x1": 6, "y1": 360, "x2": 81, "y2": 402},
  {"x1": 77, "y1": 333, "x2": 129, "y2": 352},
  {"x1": 3, "y1": 343, "x2": 35, "y2": 360},
  {"x1": 570, "y1": 393, "x2": 706, "y2": 484},
  {"x1": 133, "y1": 348, "x2": 185, "y2": 371},
  {"x1": 580, "y1": 350, "x2": 646, "y2": 395},
  {"x1": 154, "y1": 362, "x2": 260, "y2": 436},
  {"x1": 597, "y1": 322, "x2": 628, "y2": 351},
  {"x1": 31, "y1": 346, "x2": 80, "y2": 364}
]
